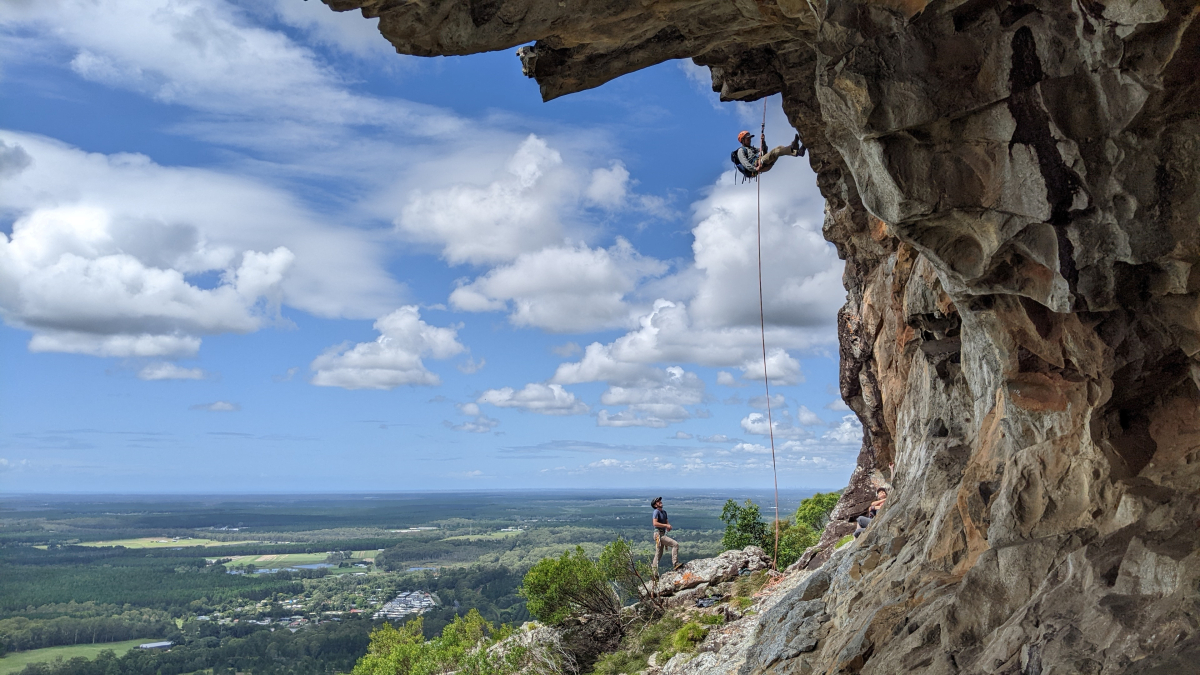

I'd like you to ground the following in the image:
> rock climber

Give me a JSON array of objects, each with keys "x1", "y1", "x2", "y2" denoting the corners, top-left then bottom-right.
[
  {"x1": 731, "y1": 130, "x2": 805, "y2": 182},
  {"x1": 651, "y1": 496, "x2": 681, "y2": 575},
  {"x1": 853, "y1": 487, "x2": 888, "y2": 538}
]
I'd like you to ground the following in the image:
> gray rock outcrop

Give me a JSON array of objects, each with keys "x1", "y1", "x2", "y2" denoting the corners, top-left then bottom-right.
[
  {"x1": 322, "y1": 1, "x2": 1199, "y2": 672},
  {"x1": 655, "y1": 546, "x2": 772, "y2": 597}
]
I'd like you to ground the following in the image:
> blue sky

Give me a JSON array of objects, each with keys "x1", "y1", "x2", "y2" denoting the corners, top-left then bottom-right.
[{"x1": 0, "y1": 0, "x2": 861, "y2": 493}]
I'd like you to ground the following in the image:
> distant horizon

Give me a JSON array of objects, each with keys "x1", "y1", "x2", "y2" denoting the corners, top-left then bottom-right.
[{"x1": 1, "y1": 487, "x2": 833, "y2": 499}]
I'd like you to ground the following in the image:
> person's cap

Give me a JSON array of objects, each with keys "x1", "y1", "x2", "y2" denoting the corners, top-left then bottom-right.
[
  {"x1": 651, "y1": 497, "x2": 662, "y2": 506},
  {"x1": 737, "y1": 131, "x2": 753, "y2": 143}
]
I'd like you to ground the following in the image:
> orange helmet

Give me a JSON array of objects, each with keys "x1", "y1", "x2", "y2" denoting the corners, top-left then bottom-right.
[{"x1": 738, "y1": 131, "x2": 753, "y2": 143}]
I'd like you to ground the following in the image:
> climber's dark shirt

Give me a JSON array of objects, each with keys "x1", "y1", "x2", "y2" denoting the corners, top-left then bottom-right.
[{"x1": 652, "y1": 507, "x2": 669, "y2": 534}]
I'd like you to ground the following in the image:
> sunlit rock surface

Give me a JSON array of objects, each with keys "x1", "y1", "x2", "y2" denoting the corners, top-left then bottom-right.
[{"x1": 325, "y1": 1, "x2": 1199, "y2": 672}]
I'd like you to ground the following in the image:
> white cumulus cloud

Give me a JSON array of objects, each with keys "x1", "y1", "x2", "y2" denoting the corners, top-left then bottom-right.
[
  {"x1": 138, "y1": 363, "x2": 207, "y2": 381},
  {"x1": 450, "y1": 238, "x2": 666, "y2": 333},
  {"x1": 0, "y1": 195, "x2": 294, "y2": 357},
  {"x1": 794, "y1": 405, "x2": 823, "y2": 426},
  {"x1": 824, "y1": 414, "x2": 864, "y2": 444},
  {"x1": 397, "y1": 135, "x2": 572, "y2": 265},
  {"x1": 595, "y1": 366, "x2": 705, "y2": 427},
  {"x1": 0, "y1": 132, "x2": 404, "y2": 359},
  {"x1": 740, "y1": 348, "x2": 803, "y2": 386},
  {"x1": 741, "y1": 412, "x2": 813, "y2": 440},
  {"x1": 478, "y1": 383, "x2": 589, "y2": 416},
  {"x1": 310, "y1": 306, "x2": 465, "y2": 389}
]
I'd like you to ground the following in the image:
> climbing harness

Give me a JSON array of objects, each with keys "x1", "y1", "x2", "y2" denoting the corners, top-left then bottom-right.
[{"x1": 754, "y1": 99, "x2": 782, "y2": 570}]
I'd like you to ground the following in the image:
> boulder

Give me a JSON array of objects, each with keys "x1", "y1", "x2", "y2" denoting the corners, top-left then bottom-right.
[{"x1": 654, "y1": 546, "x2": 771, "y2": 596}]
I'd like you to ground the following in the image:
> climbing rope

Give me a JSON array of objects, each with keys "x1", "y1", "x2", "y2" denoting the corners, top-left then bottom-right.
[{"x1": 755, "y1": 98, "x2": 782, "y2": 570}]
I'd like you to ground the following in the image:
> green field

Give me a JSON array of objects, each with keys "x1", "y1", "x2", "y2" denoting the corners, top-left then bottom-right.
[
  {"x1": 0, "y1": 639, "x2": 158, "y2": 674},
  {"x1": 441, "y1": 530, "x2": 522, "y2": 542},
  {"x1": 224, "y1": 552, "x2": 329, "y2": 567},
  {"x1": 77, "y1": 537, "x2": 259, "y2": 549},
  {"x1": 222, "y1": 551, "x2": 380, "y2": 568}
]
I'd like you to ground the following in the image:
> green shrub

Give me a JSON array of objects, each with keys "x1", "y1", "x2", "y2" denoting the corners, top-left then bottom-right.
[
  {"x1": 520, "y1": 546, "x2": 619, "y2": 626},
  {"x1": 598, "y1": 538, "x2": 661, "y2": 612},
  {"x1": 761, "y1": 492, "x2": 843, "y2": 568},
  {"x1": 635, "y1": 615, "x2": 683, "y2": 654},
  {"x1": 589, "y1": 649, "x2": 647, "y2": 675},
  {"x1": 719, "y1": 500, "x2": 769, "y2": 551},
  {"x1": 670, "y1": 622, "x2": 708, "y2": 653},
  {"x1": 351, "y1": 610, "x2": 526, "y2": 675},
  {"x1": 697, "y1": 612, "x2": 724, "y2": 626},
  {"x1": 774, "y1": 521, "x2": 817, "y2": 569},
  {"x1": 793, "y1": 492, "x2": 841, "y2": 532}
]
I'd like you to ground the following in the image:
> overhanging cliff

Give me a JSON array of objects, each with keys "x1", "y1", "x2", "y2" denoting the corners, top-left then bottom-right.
[{"x1": 322, "y1": 1, "x2": 1200, "y2": 672}]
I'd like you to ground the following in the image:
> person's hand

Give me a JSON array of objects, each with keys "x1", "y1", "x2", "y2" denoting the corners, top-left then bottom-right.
[{"x1": 667, "y1": 524, "x2": 672, "y2": 531}]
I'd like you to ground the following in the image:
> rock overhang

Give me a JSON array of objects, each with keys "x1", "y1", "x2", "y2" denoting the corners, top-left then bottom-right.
[{"x1": 321, "y1": 1, "x2": 1200, "y2": 672}]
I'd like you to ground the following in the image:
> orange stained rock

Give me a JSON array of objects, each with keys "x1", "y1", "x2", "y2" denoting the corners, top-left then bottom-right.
[
  {"x1": 868, "y1": 214, "x2": 891, "y2": 242},
  {"x1": 950, "y1": 390, "x2": 1006, "y2": 578},
  {"x1": 1007, "y1": 372, "x2": 1076, "y2": 412}
]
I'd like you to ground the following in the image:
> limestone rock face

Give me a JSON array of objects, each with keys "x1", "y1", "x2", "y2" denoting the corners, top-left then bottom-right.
[{"x1": 325, "y1": 1, "x2": 1199, "y2": 672}]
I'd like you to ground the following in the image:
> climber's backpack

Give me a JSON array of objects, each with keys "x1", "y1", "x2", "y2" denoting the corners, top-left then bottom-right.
[{"x1": 731, "y1": 149, "x2": 758, "y2": 183}]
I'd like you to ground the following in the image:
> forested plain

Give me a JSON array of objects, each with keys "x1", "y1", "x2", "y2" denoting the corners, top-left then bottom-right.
[{"x1": 1, "y1": 491, "x2": 813, "y2": 674}]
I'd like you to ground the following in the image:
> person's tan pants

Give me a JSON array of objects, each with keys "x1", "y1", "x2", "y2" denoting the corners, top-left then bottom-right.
[
  {"x1": 757, "y1": 145, "x2": 794, "y2": 172},
  {"x1": 653, "y1": 531, "x2": 678, "y2": 569}
]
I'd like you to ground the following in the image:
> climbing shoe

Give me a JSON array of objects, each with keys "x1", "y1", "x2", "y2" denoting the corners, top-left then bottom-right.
[
  {"x1": 789, "y1": 133, "x2": 801, "y2": 155},
  {"x1": 673, "y1": 562, "x2": 684, "y2": 571}
]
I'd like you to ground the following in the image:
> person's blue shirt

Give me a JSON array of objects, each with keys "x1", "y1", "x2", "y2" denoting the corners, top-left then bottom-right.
[{"x1": 653, "y1": 507, "x2": 669, "y2": 533}]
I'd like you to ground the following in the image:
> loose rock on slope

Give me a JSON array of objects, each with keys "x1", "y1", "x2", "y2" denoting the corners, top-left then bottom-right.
[{"x1": 323, "y1": 1, "x2": 1200, "y2": 672}]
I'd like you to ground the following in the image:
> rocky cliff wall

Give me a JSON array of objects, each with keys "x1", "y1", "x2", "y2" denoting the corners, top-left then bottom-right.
[{"x1": 324, "y1": 1, "x2": 1200, "y2": 672}]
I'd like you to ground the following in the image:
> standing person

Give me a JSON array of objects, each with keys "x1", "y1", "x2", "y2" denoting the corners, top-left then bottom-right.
[{"x1": 651, "y1": 497, "x2": 680, "y2": 575}]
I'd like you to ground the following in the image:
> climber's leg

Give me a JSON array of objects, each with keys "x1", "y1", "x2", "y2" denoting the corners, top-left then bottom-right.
[
  {"x1": 853, "y1": 515, "x2": 872, "y2": 538},
  {"x1": 660, "y1": 535, "x2": 679, "y2": 567},
  {"x1": 757, "y1": 135, "x2": 804, "y2": 172}
]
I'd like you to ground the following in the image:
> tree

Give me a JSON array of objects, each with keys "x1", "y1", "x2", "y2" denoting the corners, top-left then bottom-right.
[
  {"x1": 597, "y1": 538, "x2": 663, "y2": 615},
  {"x1": 793, "y1": 492, "x2": 841, "y2": 532},
  {"x1": 772, "y1": 520, "x2": 816, "y2": 569},
  {"x1": 769, "y1": 492, "x2": 842, "y2": 569},
  {"x1": 519, "y1": 547, "x2": 619, "y2": 626},
  {"x1": 719, "y1": 500, "x2": 769, "y2": 551}
]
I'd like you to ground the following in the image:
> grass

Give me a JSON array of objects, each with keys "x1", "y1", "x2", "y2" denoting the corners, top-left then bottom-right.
[
  {"x1": 588, "y1": 615, "x2": 685, "y2": 675},
  {"x1": 836, "y1": 534, "x2": 854, "y2": 548},
  {"x1": 221, "y1": 551, "x2": 382, "y2": 570},
  {"x1": 224, "y1": 552, "x2": 330, "y2": 567},
  {"x1": 441, "y1": 530, "x2": 522, "y2": 542},
  {"x1": 734, "y1": 570, "x2": 769, "y2": 599},
  {"x1": 0, "y1": 639, "x2": 156, "y2": 674},
  {"x1": 77, "y1": 537, "x2": 258, "y2": 549}
]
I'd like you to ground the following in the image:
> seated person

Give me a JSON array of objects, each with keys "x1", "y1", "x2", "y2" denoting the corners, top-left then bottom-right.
[
  {"x1": 732, "y1": 130, "x2": 804, "y2": 179},
  {"x1": 853, "y1": 487, "x2": 888, "y2": 538}
]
